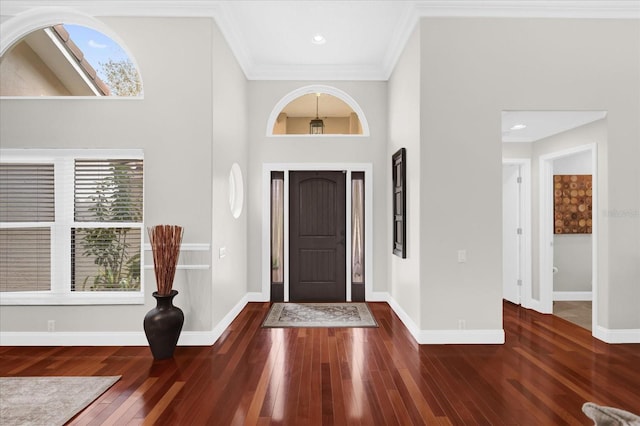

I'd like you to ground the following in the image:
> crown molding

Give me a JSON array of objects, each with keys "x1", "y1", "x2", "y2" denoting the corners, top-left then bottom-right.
[
  {"x1": 246, "y1": 64, "x2": 387, "y2": 81},
  {"x1": 2, "y1": 1, "x2": 637, "y2": 18},
  {"x1": 413, "y1": 1, "x2": 640, "y2": 19},
  {"x1": 381, "y1": 3, "x2": 421, "y2": 80},
  {"x1": 0, "y1": 1, "x2": 222, "y2": 17}
]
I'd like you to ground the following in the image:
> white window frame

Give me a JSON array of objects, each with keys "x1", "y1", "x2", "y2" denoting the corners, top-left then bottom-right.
[{"x1": 0, "y1": 148, "x2": 144, "y2": 305}]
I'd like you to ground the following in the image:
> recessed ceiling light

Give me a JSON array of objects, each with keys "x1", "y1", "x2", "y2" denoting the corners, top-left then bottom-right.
[
  {"x1": 311, "y1": 34, "x2": 326, "y2": 45},
  {"x1": 510, "y1": 123, "x2": 527, "y2": 130}
]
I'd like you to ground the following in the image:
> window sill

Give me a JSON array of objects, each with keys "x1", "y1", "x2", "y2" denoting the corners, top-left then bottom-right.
[{"x1": 0, "y1": 292, "x2": 144, "y2": 306}]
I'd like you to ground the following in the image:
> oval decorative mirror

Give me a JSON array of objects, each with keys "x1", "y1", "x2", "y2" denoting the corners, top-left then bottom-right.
[{"x1": 229, "y1": 163, "x2": 244, "y2": 219}]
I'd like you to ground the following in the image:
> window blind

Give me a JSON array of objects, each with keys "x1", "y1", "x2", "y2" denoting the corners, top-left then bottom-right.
[
  {"x1": 71, "y1": 227, "x2": 142, "y2": 291},
  {"x1": 0, "y1": 163, "x2": 55, "y2": 222},
  {"x1": 72, "y1": 159, "x2": 143, "y2": 291},
  {"x1": 74, "y1": 159, "x2": 143, "y2": 222},
  {"x1": 0, "y1": 228, "x2": 51, "y2": 291},
  {"x1": 0, "y1": 163, "x2": 54, "y2": 291}
]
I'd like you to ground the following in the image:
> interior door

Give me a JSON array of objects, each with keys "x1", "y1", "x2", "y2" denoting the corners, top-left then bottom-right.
[
  {"x1": 503, "y1": 164, "x2": 522, "y2": 304},
  {"x1": 289, "y1": 171, "x2": 346, "y2": 302}
]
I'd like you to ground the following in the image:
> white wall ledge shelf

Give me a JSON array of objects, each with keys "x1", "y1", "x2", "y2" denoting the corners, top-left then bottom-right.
[
  {"x1": 144, "y1": 264, "x2": 210, "y2": 270},
  {"x1": 143, "y1": 243, "x2": 211, "y2": 270}
]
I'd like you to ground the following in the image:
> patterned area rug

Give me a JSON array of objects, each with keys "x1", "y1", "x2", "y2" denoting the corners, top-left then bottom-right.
[
  {"x1": 262, "y1": 302, "x2": 378, "y2": 328},
  {"x1": 0, "y1": 376, "x2": 121, "y2": 426}
]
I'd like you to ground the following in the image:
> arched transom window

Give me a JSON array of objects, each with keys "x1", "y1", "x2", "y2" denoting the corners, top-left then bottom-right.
[
  {"x1": 268, "y1": 85, "x2": 369, "y2": 136},
  {"x1": 1, "y1": 14, "x2": 142, "y2": 97}
]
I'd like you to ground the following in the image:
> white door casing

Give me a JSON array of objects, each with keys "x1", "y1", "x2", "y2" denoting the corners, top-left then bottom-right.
[
  {"x1": 261, "y1": 163, "x2": 373, "y2": 302},
  {"x1": 539, "y1": 144, "x2": 597, "y2": 329}
]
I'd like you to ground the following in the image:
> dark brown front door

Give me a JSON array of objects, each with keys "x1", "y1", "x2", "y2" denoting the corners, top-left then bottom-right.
[{"x1": 289, "y1": 171, "x2": 346, "y2": 302}]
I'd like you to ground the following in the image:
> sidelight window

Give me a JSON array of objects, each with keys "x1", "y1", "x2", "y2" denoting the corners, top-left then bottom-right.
[
  {"x1": 270, "y1": 172, "x2": 285, "y2": 300},
  {"x1": 351, "y1": 172, "x2": 365, "y2": 301},
  {"x1": 266, "y1": 168, "x2": 368, "y2": 302}
]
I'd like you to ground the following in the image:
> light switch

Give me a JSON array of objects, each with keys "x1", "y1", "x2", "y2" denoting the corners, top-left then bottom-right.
[
  {"x1": 219, "y1": 247, "x2": 227, "y2": 259},
  {"x1": 457, "y1": 249, "x2": 467, "y2": 263}
]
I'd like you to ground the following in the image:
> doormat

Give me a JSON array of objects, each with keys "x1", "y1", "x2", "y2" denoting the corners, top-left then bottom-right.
[
  {"x1": 262, "y1": 302, "x2": 378, "y2": 328},
  {"x1": 0, "y1": 375, "x2": 121, "y2": 426}
]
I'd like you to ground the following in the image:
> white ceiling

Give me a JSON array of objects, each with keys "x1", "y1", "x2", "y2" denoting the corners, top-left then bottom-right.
[
  {"x1": 502, "y1": 111, "x2": 607, "y2": 143},
  {"x1": 218, "y1": 1, "x2": 414, "y2": 80},
  {"x1": 216, "y1": 0, "x2": 639, "y2": 80},
  {"x1": 2, "y1": 1, "x2": 638, "y2": 81}
]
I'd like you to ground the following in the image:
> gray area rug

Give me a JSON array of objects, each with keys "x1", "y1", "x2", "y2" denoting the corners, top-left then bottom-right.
[
  {"x1": 262, "y1": 302, "x2": 378, "y2": 328},
  {"x1": 0, "y1": 375, "x2": 121, "y2": 426}
]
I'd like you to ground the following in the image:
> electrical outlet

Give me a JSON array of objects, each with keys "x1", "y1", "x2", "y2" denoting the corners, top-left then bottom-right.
[
  {"x1": 47, "y1": 320, "x2": 55, "y2": 332},
  {"x1": 458, "y1": 319, "x2": 466, "y2": 330}
]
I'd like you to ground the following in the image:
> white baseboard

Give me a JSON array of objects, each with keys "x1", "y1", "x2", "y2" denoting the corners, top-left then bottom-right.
[
  {"x1": 246, "y1": 291, "x2": 269, "y2": 302},
  {"x1": 0, "y1": 331, "x2": 147, "y2": 346},
  {"x1": 0, "y1": 329, "x2": 231, "y2": 347},
  {"x1": 419, "y1": 329, "x2": 505, "y2": 344},
  {"x1": 203, "y1": 293, "x2": 257, "y2": 346},
  {"x1": 12, "y1": 291, "x2": 636, "y2": 347},
  {"x1": 593, "y1": 326, "x2": 640, "y2": 344},
  {"x1": 380, "y1": 292, "x2": 422, "y2": 340},
  {"x1": 368, "y1": 291, "x2": 392, "y2": 302},
  {"x1": 0, "y1": 292, "x2": 256, "y2": 347},
  {"x1": 553, "y1": 291, "x2": 593, "y2": 301},
  {"x1": 378, "y1": 292, "x2": 505, "y2": 345}
]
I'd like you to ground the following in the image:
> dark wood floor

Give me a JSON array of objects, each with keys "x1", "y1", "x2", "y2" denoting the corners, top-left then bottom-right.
[{"x1": 1, "y1": 301, "x2": 639, "y2": 425}]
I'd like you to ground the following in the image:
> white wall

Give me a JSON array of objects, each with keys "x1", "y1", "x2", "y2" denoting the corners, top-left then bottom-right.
[
  {"x1": 246, "y1": 81, "x2": 388, "y2": 298},
  {"x1": 419, "y1": 19, "x2": 504, "y2": 332},
  {"x1": 553, "y1": 149, "x2": 592, "y2": 293},
  {"x1": 210, "y1": 22, "x2": 249, "y2": 327},
  {"x1": 387, "y1": 26, "x2": 421, "y2": 327},
  {"x1": 420, "y1": 17, "x2": 639, "y2": 332},
  {"x1": 0, "y1": 17, "x2": 248, "y2": 337},
  {"x1": 502, "y1": 143, "x2": 532, "y2": 159}
]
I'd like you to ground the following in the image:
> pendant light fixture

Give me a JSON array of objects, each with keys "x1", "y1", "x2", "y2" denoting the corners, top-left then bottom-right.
[{"x1": 309, "y1": 93, "x2": 324, "y2": 134}]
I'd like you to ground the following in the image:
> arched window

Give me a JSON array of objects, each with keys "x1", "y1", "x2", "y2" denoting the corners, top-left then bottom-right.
[
  {"x1": 267, "y1": 85, "x2": 369, "y2": 136},
  {"x1": 0, "y1": 10, "x2": 142, "y2": 97}
]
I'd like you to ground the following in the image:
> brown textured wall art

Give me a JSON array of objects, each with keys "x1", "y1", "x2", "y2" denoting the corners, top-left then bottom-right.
[{"x1": 554, "y1": 175, "x2": 592, "y2": 234}]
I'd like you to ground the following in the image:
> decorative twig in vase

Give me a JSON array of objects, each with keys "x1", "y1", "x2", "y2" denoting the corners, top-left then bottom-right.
[
  {"x1": 148, "y1": 224, "x2": 184, "y2": 295},
  {"x1": 144, "y1": 224, "x2": 185, "y2": 360}
]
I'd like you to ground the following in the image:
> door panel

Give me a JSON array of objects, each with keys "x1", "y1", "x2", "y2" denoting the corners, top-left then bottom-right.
[
  {"x1": 290, "y1": 171, "x2": 346, "y2": 302},
  {"x1": 503, "y1": 164, "x2": 521, "y2": 304}
]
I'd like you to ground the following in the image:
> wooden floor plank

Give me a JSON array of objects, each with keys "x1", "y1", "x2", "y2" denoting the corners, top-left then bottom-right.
[
  {"x1": 99, "y1": 377, "x2": 159, "y2": 425},
  {"x1": 1, "y1": 301, "x2": 639, "y2": 425},
  {"x1": 141, "y1": 381, "x2": 185, "y2": 426}
]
